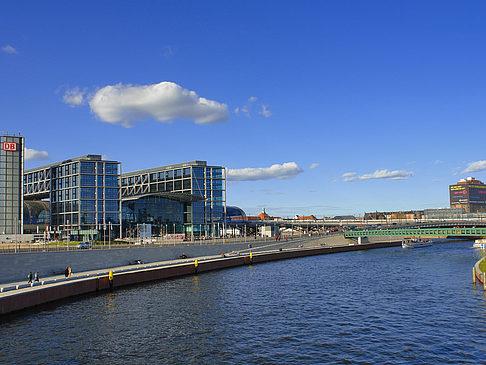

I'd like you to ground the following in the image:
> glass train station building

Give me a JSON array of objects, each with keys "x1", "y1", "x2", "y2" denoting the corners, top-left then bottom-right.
[
  {"x1": 21, "y1": 154, "x2": 226, "y2": 240},
  {"x1": 121, "y1": 161, "x2": 226, "y2": 238},
  {"x1": 24, "y1": 155, "x2": 122, "y2": 240}
]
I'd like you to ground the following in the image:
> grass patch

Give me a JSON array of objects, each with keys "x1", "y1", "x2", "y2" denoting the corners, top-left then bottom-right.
[{"x1": 479, "y1": 259, "x2": 486, "y2": 273}]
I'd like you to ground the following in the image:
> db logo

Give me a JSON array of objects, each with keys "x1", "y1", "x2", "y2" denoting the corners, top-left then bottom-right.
[{"x1": 2, "y1": 142, "x2": 17, "y2": 151}]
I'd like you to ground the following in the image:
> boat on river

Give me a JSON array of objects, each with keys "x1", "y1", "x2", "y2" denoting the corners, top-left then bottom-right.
[
  {"x1": 473, "y1": 239, "x2": 486, "y2": 249},
  {"x1": 402, "y1": 239, "x2": 432, "y2": 249}
]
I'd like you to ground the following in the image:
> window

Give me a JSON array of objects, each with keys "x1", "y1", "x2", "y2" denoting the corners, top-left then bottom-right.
[
  {"x1": 212, "y1": 179, "x2": 223, "y2": 189},
  {"x1": 105, "y1": 188, "x2": 119, "y2": 199},
  {"x1": 175, "y1": 169, "x2": 182, "y2": 178},
  {"x1": 193, "y1": 168, "x2": 204, "y2": 178},
  {"x1": 80, "y1": 200, "x2": 96, "y2": 211},
  {"x1": 81, "y1": 162, "x2": 95, "y2": 173},
  {"x1": 80, "y1": 212, "x2": 95, "y2": 224},
  {"x1": 81, "y1": 174, "x2": 96, "y2": 186},
  {"x1": 183, "y1": 168, "x2": 191, "y2": 178},
  {"x1": 105, "y1": 163, "x2": 118, "y2": 175},
  {"x1": 105, "y1": 212, "x2": 120, "y2": 224},
  {"x1": 165, "y1": 170, "x2": 173, "y2": 179},
  {"x1": 105, "y1": 175, "x2": 118, "y2": 187},
  {"x1": 105, "y1": 200, "x2": 119, "y2": 212},
  {"x1": 80, "y1": 187, "x2": 96, "y2": 199}
]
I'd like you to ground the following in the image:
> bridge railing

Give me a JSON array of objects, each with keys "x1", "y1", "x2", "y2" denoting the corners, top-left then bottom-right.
[{"x1": 344, "y1": 227, "x2": 486, "y2": 238}]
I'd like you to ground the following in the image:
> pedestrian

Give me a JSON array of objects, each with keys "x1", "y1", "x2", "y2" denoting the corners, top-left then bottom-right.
[
  {"x1": 65, "y1": 267, "x2": 69, "y2": 278},
  {"x1": 34, "y1": 272, "x2": 39, "y2": 282},
  {"x1": 27, "y1": 271, "x2": 33, "y2": 283},
  {"x1": 68, "y1": 267, "x2": 72, "y2": 277}
]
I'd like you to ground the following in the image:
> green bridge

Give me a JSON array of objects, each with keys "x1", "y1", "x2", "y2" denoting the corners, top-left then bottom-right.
[{"x1": 344, "y1": 227, "x2": 486, "y2": 238}]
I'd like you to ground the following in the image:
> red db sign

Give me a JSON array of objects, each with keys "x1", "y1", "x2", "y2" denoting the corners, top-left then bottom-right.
[{"x1": 2, "y1": 142, "x2": 17, "y2": 151}]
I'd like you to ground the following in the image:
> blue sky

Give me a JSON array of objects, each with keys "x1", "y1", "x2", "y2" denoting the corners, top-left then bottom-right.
[{"x1": 2, "y1": 1, "x2": 486, "y2": 217}]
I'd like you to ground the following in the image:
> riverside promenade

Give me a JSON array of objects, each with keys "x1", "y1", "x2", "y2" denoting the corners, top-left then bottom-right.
[{"x1": 0, "y1": 235, "x2": 402, "y2": 315}]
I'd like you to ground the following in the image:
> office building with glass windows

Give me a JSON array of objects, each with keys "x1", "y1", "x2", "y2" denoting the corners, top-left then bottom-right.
[
  {"x1": 0, "y1": 133, "x2": 24, "y2": 236},
  {"x1": 23, "y1": 155, "x2": 121, "y2": 240},
  {"x1": 121, "y1": 161, "x2": 226, "y2": 238}
]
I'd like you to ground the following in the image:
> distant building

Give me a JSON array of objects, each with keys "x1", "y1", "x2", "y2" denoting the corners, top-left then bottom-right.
[
  {"x1": 449, "y1": 177, "x2": 486, "y2": 213},
  {"x1": 364, "y1": 211, "x2": 423, "y2": 220},
  {"x1": 0, "y1": 133, "x2": 24, "y2": 235},
  {"x1": 294, "y1": 215, "x2": 317, "y2": 220}
]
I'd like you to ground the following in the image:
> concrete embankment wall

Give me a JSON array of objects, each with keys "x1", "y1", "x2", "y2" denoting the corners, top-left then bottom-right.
[
  {"x1": 0, "y1": 242, "x2": 259, "y2": 285},
  {"x1": 0, "y1": 241, "x2": 401, "y2": 315}
]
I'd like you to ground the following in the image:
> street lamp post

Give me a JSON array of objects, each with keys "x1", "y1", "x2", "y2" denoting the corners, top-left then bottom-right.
[
  {"x1": 109, "y1": 221, "x2": 112, "y2": 249},
  {"x1": 66, "y1": 219, "x2": 70, "y2": 251}
]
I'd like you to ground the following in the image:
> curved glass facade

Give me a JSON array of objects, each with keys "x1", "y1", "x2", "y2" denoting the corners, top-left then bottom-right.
[
  {"x1": 122, "y1": 196, "x2": 185, "y2": 236},
  {"x1": 23, "y1": 201, "x2": 50, "y2": 224}
]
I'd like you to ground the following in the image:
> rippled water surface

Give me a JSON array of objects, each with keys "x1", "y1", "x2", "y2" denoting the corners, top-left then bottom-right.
[{"x1": 2, "y1": 240, "x2": 486, "y2": 364}]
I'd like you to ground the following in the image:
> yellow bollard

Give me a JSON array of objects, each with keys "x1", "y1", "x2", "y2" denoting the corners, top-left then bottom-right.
[
  {"x1": 473, "y1": 267, "x2": 476, "y2": 285},
  {"x1": 109, "y1": 270, "x2": 114, "y2": 291},
  {"x1": 194, "y1": 259, "x2": 198, "y2": 268},
  {"x1": 194, "y1": 259, "x2": 198, "y2": 274},
  {"x1": 249, "y1": 252, "x2": 253, "y2": 264}
]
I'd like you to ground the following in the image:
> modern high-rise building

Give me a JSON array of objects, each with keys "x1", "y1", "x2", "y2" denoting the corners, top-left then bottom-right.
[
  {"x1": 449, "y1": 177, "x2": 486, "y2": 213},
  {"x1": 121, "y1": 161, "x2": 226, "y2": 237},
  {"x1": 0, "y1": 133, "x2": 24, "y2": 235},
  {"x1": 24, "y1": 155, "x2": 121, "y2": 239}
]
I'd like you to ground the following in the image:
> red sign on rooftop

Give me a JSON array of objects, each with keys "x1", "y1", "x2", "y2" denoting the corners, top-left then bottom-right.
[{"x1": 2, "y1": 142, "x2": 17, "y2": 151}]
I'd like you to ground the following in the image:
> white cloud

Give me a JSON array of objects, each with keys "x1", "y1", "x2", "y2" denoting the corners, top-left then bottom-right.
[
  {"x1": 25, "y1": 148, "x2": 49, "y2": 161},
  {"x1": 259, "y1": 104, "x2": 272, "y2": 117},
  {"x1": 342, "y1": 169, "x2": 413, "y2": 182},
  {"x1": 85, "y1": 81, "x2": 229, "y2": 127},
  {"x1": 63, "y1": 87, "x2": 86, "y2": 107},
  {"x1": 234, "y1": 96, "x2": 272, "y2": 118},
  {"x1": 463, "y1": 160, "x2": 486, "y2": 173},
  {"x1": 309, "y1": 163, "x2": 320, "y2": 169},
  {"x1": 2, "y1": 45, "x2": 18, "y2": 54},
  {"x1": 228, "y1": 162, "x2": 304, "y2": 181}
]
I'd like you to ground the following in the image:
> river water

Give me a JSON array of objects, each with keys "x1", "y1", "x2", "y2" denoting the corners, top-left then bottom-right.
[{"x1": 1, "y1": 240, "x2": 486, "y2": 364}]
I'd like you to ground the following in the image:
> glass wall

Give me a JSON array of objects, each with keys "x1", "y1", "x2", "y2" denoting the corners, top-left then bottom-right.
[{"x1": 122, "y1": 196, "x2": 184, "y2": 237}]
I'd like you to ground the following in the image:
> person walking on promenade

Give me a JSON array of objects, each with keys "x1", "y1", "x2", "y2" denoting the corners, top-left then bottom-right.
[
  {"x1": 68, "y1": 267, "x2": 72, "y2": 277},
  {"x1": 65, "y1": 267, "x2": 69, "y2": 278},
  {"x1": 27, "y1": 272, "x2": 33, "y2": 283},
  {"x1": 34, "y1": 272, "x2": 39, "y2": 282}
]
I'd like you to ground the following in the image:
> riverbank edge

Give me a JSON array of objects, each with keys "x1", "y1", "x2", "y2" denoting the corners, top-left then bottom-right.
[
  {"x1": 0, "y1": 241, "x2": 401, "y2": 316},
  {"x1": 474, "y1": 257, "x2": 486, "y2": 289}
]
